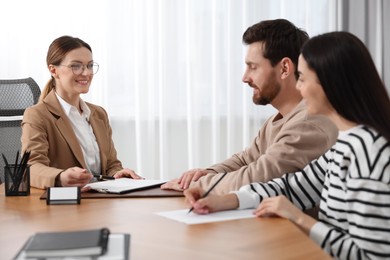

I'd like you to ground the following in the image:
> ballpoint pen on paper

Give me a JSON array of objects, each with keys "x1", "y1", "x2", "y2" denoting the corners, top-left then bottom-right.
[{"x1": 187, "y1": 172, "x2": 228, "y2": 214}]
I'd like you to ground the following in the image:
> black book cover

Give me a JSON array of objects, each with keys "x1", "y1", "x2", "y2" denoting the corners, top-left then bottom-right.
[{"x1": 24, "y1": 228, "x2": 110, "y2": 258}]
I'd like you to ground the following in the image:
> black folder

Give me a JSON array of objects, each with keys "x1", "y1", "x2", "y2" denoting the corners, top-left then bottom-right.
[{"x1": 13, "y1": 229, "x2": 130, "y2": 260}]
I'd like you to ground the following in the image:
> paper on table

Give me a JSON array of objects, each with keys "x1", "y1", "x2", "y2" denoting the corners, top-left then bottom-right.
[{"x1": 156, "y1": 209, "x2": 255, "y2": 225}]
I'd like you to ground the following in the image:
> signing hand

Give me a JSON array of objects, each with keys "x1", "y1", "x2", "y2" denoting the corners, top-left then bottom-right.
[
  {"x1": 114, "y1": 168, "x2": 143, "y2": 179},
  {"x1": 59, "y1": 167, "x2": 93, "y2": 187},
  {"x1": 184, "y1": 187, "x2": 239, "y2": 214}
]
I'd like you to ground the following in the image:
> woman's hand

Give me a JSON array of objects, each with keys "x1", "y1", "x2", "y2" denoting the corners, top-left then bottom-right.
[
  {"x1": 184, "y1": 187, "x2": 239, "y2": 214},
  {"x1": 114, "y1": 168, "x2": 143, "y2": 179},
  {"x1": 58, "y1": 167, "x2": 93, "y2": 187},
  {"x1": 254, "y1": 196, "x2": 316, "y2": 235}
]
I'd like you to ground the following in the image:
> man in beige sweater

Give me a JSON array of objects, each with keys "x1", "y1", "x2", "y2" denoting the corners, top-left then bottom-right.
[{"x1": 161, "y1": 19, "x2": 338, "y2": 195}]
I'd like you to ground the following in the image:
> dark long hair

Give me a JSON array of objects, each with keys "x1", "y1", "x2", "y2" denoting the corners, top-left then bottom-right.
[
  {"x1": 243, "y1": 19, "x2": 309, "y2": 79},
  {"x1": 301, "y1": 31, "x2": 390, "y2": 141},
  {"x1": 40, "y1": 36, "x2": 92, "y2": 102}
]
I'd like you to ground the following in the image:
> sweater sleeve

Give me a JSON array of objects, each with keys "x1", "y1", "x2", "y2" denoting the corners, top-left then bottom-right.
[
  {"x1": 233, "y1": 153, "x2": 329, "y2": 210},
  {"x1": 191, "y1": 115, "x2": 337, "y2": 195},
  {"x1": 310, "y1": 178, "x2": 390, "y2": 259}
]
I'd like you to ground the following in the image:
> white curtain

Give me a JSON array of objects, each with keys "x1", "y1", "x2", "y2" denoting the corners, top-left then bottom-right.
[
  {"x1": 335, "y1": 0, "x2": 390, "y2": 92},
  {"x1": 0, "y1": 0, "x2": 386, "y2": 180}
]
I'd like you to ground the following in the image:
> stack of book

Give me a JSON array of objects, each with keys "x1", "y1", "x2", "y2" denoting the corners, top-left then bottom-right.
[{"x1": 13, "y1": 228, "x2": 130, "y2": 260}]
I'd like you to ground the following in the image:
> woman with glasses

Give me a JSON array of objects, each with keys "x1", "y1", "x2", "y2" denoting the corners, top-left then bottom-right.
[
  {"x1": 21, "y1": 35, "x2": 141, "y2": 189},
  {"x1": 184, "y1": 31, "x2": 390, "y2": 259}
]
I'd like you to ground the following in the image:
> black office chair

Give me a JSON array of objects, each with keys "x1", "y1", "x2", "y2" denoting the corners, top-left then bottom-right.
[{"x1": 0, "y1": 77, "x2": 40, "y2": 184}]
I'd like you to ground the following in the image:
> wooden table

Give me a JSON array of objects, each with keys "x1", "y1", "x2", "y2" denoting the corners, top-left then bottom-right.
[{"x1": 0, "y1": 186, "x2": 330, "y2": 260}]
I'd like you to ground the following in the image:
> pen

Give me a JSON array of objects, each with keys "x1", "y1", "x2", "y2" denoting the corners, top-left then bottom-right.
[
  {"x1": 13, "y1": 150, "x2": 19, "y2": 176},
  {"x1": 187, "y1": 172, "x2": 228, "y2": 214},
  {"x1": 94, "y1": 175, "x2": 115, "y2": 181},
  {"x1": 2, "y1": 153, "x2": 9, "y2": 168},
  {"x1": 3, "y1": 153, "x2": 17, "y2": 191},
  {"x1": 2, "y1": 153, "x2": 16, "y2": 185},
  {"x1": 14, "y1": 151, "x2": 30, "y2": 192}
]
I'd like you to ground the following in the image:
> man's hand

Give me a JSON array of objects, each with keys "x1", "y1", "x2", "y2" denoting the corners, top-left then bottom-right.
[
  {"x1": 160, "y1": 178, "x2": 184, "y2": 191},
  {"x1": 161, "y1": 168, "x2": 209, "y2": 190}
]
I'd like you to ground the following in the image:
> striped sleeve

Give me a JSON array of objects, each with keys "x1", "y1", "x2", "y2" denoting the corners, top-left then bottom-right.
[
  {"x1": 310, "y1": 178, "x2": 390, "y2": 259},
  {"x1": 233, "y1": 151, "x2": 329, "y2": 210},
  {"x1": 311, "y1": 128, "x2": 390, "y2": 259}
]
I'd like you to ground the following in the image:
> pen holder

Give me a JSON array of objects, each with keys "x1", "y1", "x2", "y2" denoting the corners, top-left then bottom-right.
[{"x1": 4, "y1": 164, "x2": 30, "y2": 196}]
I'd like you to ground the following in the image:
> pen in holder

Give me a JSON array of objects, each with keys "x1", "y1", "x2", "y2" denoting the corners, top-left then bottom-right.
[
  {"x1": 4, "y1": 164, "x2": 30, "y2": 196},
  {"x1": 3, "y1": 151, "x2": 31, "y2": 196}
]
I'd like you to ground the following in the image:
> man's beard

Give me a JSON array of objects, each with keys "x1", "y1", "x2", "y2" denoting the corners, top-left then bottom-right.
[
  {"x1": 252, "y1": 83, "x2": 281, "y2": 106},
  {"x1": 253, "y1": 95, "x2": 271, "y2": 105}
]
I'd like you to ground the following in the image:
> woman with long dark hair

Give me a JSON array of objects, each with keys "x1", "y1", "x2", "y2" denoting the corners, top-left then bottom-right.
[{"x1": 184, "y1": 32, "x2": 390, "y2": 259}]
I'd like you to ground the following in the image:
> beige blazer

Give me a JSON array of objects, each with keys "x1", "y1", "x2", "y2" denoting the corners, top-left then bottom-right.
[{"x1": 21, "y1": 90, "x2": 123, "y2": 189}]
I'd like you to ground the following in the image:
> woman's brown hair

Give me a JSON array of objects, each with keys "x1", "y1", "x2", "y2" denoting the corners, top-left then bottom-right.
[{"x1": 39, "y1": 36, "x2": 92, "y2": 102}]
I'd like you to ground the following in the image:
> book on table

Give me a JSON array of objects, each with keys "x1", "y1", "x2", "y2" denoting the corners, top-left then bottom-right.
[
  {"x1": 13, "y1": 229, "x2": 130, "y2": 260},
  {"x1": 20, "y1": 228, "x2": 110, "y2": 258}
]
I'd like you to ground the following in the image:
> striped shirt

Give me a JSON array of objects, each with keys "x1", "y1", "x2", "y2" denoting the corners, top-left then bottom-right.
[{"x1": 234, "y1": 125, "x2": 390, "y2": 259}]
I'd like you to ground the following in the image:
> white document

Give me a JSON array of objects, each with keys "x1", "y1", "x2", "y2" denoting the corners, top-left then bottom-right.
[
  {"x1": 156, "y1": 209, "x2": 255, "y2": 225},
  {"x1": 84, "y1": 178, "x2": 166, "y2": 194}
]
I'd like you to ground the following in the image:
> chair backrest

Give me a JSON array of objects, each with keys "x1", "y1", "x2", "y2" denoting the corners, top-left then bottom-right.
[{"x1": 0, "y1": 77, "x2": 41, "y2": 184}]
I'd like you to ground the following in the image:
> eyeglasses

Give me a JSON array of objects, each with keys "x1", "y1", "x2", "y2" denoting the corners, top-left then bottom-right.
[{"x1": 58, "y1": 62, "x2": 99, "y2": 75}]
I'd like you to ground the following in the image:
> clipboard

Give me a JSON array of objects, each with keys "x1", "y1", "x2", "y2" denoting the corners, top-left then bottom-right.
[{"x1": 84, "y1": 178, "x2": 167, "y2": 194}]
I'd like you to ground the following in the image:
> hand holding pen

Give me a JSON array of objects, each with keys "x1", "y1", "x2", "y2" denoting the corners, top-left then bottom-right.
[
  {"x1": 185, "y1": 172, "x2": 239, "y2": 214},
  {"x1": 58, "y1": 167, "x2": 93, "y2": 187}
]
